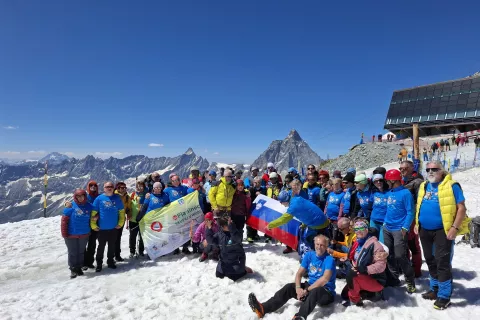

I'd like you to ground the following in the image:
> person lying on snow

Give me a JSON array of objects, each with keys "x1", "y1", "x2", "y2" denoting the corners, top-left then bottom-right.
[{"x1": 206, "y1": 216, "x2": 253, "y2": 281}]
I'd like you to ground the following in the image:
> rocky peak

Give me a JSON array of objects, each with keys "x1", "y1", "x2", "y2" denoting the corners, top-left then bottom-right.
[
  {"x1": 286, "y1": 129, "x2": 303, "y2": 142},
  {"x1": 184, "y1": 147, "x2": 195, "y2": 155}
]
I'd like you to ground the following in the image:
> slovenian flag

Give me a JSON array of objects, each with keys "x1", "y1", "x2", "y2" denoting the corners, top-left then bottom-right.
[{"x1": 246, "y1": 194, "x2": 300, "y2": 249}]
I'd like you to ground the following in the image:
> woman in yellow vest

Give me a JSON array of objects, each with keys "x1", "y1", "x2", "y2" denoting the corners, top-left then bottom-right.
[{"x1": 414, "y1": 161, "x2": 469, "y2": 310}]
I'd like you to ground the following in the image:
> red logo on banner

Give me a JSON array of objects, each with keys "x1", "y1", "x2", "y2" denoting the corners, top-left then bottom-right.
[{"x1": 150, "y1": 221, "x2": 163, "y2": 232}]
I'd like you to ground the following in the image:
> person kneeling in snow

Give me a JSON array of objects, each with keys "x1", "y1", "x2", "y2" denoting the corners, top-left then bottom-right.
[
  {"x1": 61, "y1": 189, "x2": 94, "y2": 278},
  {"x1": 206, "y1": 216, "x2": 253, "y2": 281},
  {"x1": 191, "y1": 212, "x2": 220, "y2": 262},
  {"x1": 248, "y1": 235, "x2": 336, "y2": 320},
  {"x1": 341, "y1": 219, "x2": 388, "y2": 307}
]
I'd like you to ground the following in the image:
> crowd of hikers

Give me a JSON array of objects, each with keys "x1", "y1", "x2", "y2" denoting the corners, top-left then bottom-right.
[{"x1": 61, "y1": 160, "x2": 469, "y2": 319}]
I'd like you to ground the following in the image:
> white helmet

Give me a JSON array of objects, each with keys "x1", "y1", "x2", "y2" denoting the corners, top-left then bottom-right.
[
  {"x1": 269, "y1": 172, "x2": 278, "y2": 179},
  {"x1": 267, "y1": 162, "x2": 275, "y2": 168}
]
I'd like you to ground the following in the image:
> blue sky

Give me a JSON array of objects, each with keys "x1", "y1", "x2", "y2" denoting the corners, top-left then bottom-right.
[{"x1": 1, "y1": 0, "x2": 480, "y2": 163}]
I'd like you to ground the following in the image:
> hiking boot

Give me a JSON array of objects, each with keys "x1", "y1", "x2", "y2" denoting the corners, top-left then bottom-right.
[
  {"x1": 75, "y1": 267, "x2": 84, "y2": 276},
  {"x1": 283, "y1": 246, "x2": 294, "y2": 254},
  {"x1": 421, "y1": 290, "x2": 438, "y2": 300},
  {"x1": 173, "y1": 248, "x2": 180, "y2": 255},
  {"x1": 69, "y1": 268, "x2": 77, "y2": 279},
  {"x1": 139, "y1": 252, "x2": 145, "y2": 257},
  {"x1": 199, "y1": 253, "x2": 208, "y2": 262},
  {"x1": 108, "y1": 263, "x2": 117, "y2": 269},
  {"x1": 115, "y1": 256, "x2": 124, "y2": 262},
  {"x1": 406, "y1": 281, "x2": 416, "y2": 294},
  {"x1": 433, "y1": 298, "x2": 451, "y2": 310},
  {"x1": 182, "y1": 247, "x2": 192, "y2": 254},
  {"x1": 81, "y1": 266, "x2": 89, "y2": 271},
  {"x1": 95, "y1": 265, "x2": 102, "y2": 272},
  {"x1": 84, "y1": 264, "x2": 95, "y2": 269},
  {"x1": 248, "y1": 293, "x2": 265, "y2": 318},
  {"x1": 211, "y1": 252, "x2": 219, "y2": 261}
]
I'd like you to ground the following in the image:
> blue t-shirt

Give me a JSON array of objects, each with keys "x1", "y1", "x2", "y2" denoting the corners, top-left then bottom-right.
[
  {"x1": 164, "y1": 185, "x2": 189, "y2": 202},
  {"x1": 419, "y1": 183, "x2": 465, "y2": 230},
  {"x1": 287, "y1": 196, "x2": 327, "y2": 228},
  {"x1": 92, "y1": 194, "x2": 124, "y2": 230},
  {"x1": 306, "y1": 186, "x2": 321, "y2": 205},
  {"x1": 384, "y1": 186, "x2": 414, "y2": 231},
  {"x1": 371, "y1": 190, "x2": 388, "y2": 223},
  {"x1": 325, "y1": 191, "x2": 345, "y2": 220},
  {"x1": 63, "y1": 202, "x2": 93, "y2": 236},
  {"x1": 300, "y1": 251, "x2": 336, "y2": 295},
  {"x1": 144, "y1": 192, "x2": 170, "y2": 214}
]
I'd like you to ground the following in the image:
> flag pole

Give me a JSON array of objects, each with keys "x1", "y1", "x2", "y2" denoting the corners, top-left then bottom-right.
[{"x1": 43, "y1": 161, "x2": 48, "y2": 218}]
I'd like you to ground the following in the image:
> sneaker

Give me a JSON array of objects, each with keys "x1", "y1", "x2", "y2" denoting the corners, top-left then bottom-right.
[
  {"x1": 95, "y1": 265, "x2": 102, "y2": 272},
  {"x1": 182, "y1": 247, "x2": 192, "y2": 254},
  {"x1": 69, "y1": 268, "x2": 77, "y2": 279},
  {"x1": 248, "y1": 293, "x2": 265, "y2": 318},
  {"x1": 421, "y1": 290, "x2": 438, "y2": 300},
  {"x1": 433, "y1": 298, "x2": 451, "y2": 310},
  {"x1": 75, "y1": 267, "x2": 84, "y2": 276},
  {"x1": 199, "y1": 253, "x2": 208, "y2": 262},
  {"x1": 173, "y1": 248, "x2": 180, "y2": 255},
  {"x1": 108, "y1": 264, "x2": 117, "y2": 269},
  {"x1": 283, "y1": 246, "x2": 294, "y2": 254},
  {"x1": 406, "y1": 281, "x2": 416, "y2": 294},
  {"x1": 115, "y1": 256, "x2": 124, "y2": 262}
]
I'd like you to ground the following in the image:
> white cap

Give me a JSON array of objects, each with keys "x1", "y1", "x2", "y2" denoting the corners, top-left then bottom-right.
[
  {"x1": 267, "y1": 162, "x2": 274, "y2": 168},
  {"x1": 269, "y1": 172, "x2": 278, "y2": 179}
]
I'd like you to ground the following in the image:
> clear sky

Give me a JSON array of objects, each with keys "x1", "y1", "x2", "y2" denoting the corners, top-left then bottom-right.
[{"x1": 1, "y1": 0, "x2": 480, "y2": 163}]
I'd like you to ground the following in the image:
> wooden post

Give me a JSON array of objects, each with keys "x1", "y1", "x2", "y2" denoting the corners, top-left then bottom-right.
[{"x1": 413, "y1": 124, "x2": 420, "y2": 160}]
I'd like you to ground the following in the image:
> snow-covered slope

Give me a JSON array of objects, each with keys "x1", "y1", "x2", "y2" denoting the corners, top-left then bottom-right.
[{"x1": 1, "y1": 169, "x2": 479, "y2": 319}]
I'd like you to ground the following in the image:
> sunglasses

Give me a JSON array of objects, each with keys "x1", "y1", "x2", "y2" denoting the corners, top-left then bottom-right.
[
  {"x1": 105, "y1": 186, "x2": 114, "y2": 189},
  {"x1": 353, "y1": 227, "x2": 368, "y2": 232},
  {"x1": 225, "y1": 175, "x2": 233, "y2": 178},
  {"x1": 399, "y1": 167, "x2": 408, "y2": 171},
  {"x1": 307, "y1": 167, "x2": 315, "y2": 170},
  {"x1": 374, "y1": 179, "x2": 384, "y2": 183},
  {"x1": 426, "y1": 168, "x2": 440, "y2": 173}
]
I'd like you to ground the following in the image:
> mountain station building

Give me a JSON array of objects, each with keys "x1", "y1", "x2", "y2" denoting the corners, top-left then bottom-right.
[{"x1": 384, "y1": 72, "x2": 480, "y2": 137}]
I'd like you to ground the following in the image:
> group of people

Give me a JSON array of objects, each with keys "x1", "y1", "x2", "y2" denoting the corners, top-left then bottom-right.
[
  {"x1": 372, "y1": 133, "x2": 395, "y2": 142},
  {"x1": 60, "y1": 160, "x2": 468, "y2": 319}
]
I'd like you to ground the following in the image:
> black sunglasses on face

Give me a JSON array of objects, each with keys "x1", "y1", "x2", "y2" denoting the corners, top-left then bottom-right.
[
  {"x1": 426, "y1": 168, "x2": 440, "y2": 173},
  {"x1": 105, "y1": 186, "x2": 114, "y2": 189}
]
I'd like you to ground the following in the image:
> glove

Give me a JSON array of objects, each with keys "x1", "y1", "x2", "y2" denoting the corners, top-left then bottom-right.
[
  {"x1": 357, "y1": 264, "x2": 368, "y2": 275},
  {"x1": 346, "y1": 268, "x2": 359, "y2": 289}
]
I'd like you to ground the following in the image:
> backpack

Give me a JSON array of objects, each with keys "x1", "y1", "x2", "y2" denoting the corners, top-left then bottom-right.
[{"x1": 468, "y1": 217, "x2": 480, "y2": 248}]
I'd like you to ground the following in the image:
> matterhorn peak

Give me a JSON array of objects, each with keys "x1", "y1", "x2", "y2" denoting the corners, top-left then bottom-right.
[{"x1": 286, "y1": 129, "x2": 303, "y2": 142}]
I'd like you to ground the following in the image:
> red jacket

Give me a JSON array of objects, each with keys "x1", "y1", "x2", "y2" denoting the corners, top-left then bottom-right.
[{"x1": 230, "y1": 190, "x2": 252, "y2": 216}]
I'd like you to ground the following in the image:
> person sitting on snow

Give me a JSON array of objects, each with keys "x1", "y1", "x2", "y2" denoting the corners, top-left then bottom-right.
[
  {"x1": 341, "y1": 219, "x2": 388, "y2": 307},
  {"x1": 191, "y1": 212, "x2": 219, "y2": 262},
  {"x1": 206, "y1": 216, "x2": 253, "y2": 281},
  {"x1": 248, "y1": 235, "x2": 336, "y2": 320}
]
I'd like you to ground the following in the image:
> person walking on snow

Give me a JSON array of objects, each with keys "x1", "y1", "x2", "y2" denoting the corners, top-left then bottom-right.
[{"x1": 61, "y1": 189, "x2": 93, "y2": 278}]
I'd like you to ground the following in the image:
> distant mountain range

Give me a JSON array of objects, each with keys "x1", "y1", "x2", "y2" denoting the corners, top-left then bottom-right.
[{"x1": 0, "y1": 129, "x2": 322, "y2": 223}]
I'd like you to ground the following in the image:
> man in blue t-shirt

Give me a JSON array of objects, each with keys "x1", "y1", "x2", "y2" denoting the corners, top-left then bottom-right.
[
  {"x1": 416, "y1": 161, "x2": 467, "y2": 310},
  {"x1": 248, "y1": 235, "x2": 336, "y2": 319}
]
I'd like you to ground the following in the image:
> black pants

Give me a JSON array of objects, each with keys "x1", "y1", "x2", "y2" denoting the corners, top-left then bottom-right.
[
  {"x1": 84, "y1": 230, "x2": 97, "y2": 266},
  {"x1": 382, "y1": 227, "x2": 415, "y2": 283},
  {"x1": 129, "y1": 221, "x2": 144, "y2": 254},
  {"x1": 246, "y1": 226, "x2": 258, "y2": 239},
  {"x1": 115, "y1": 225, "x2": 124, "y2": 258},
  {"x1": 216, "y1": 270, "x2": 247, "y2": 281},
  {"x1": 262, "y1": 282, "x2": 334, "y2": 318},
  {"x1": 231, "y1": 214, "x2": 246, "y2": 233},
  {"x1": 419, "y1": 227, "x2": 453, "y2": 284},
  {"x1": 96, "y1": 229, "x2": 118, "y2": 266}
]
